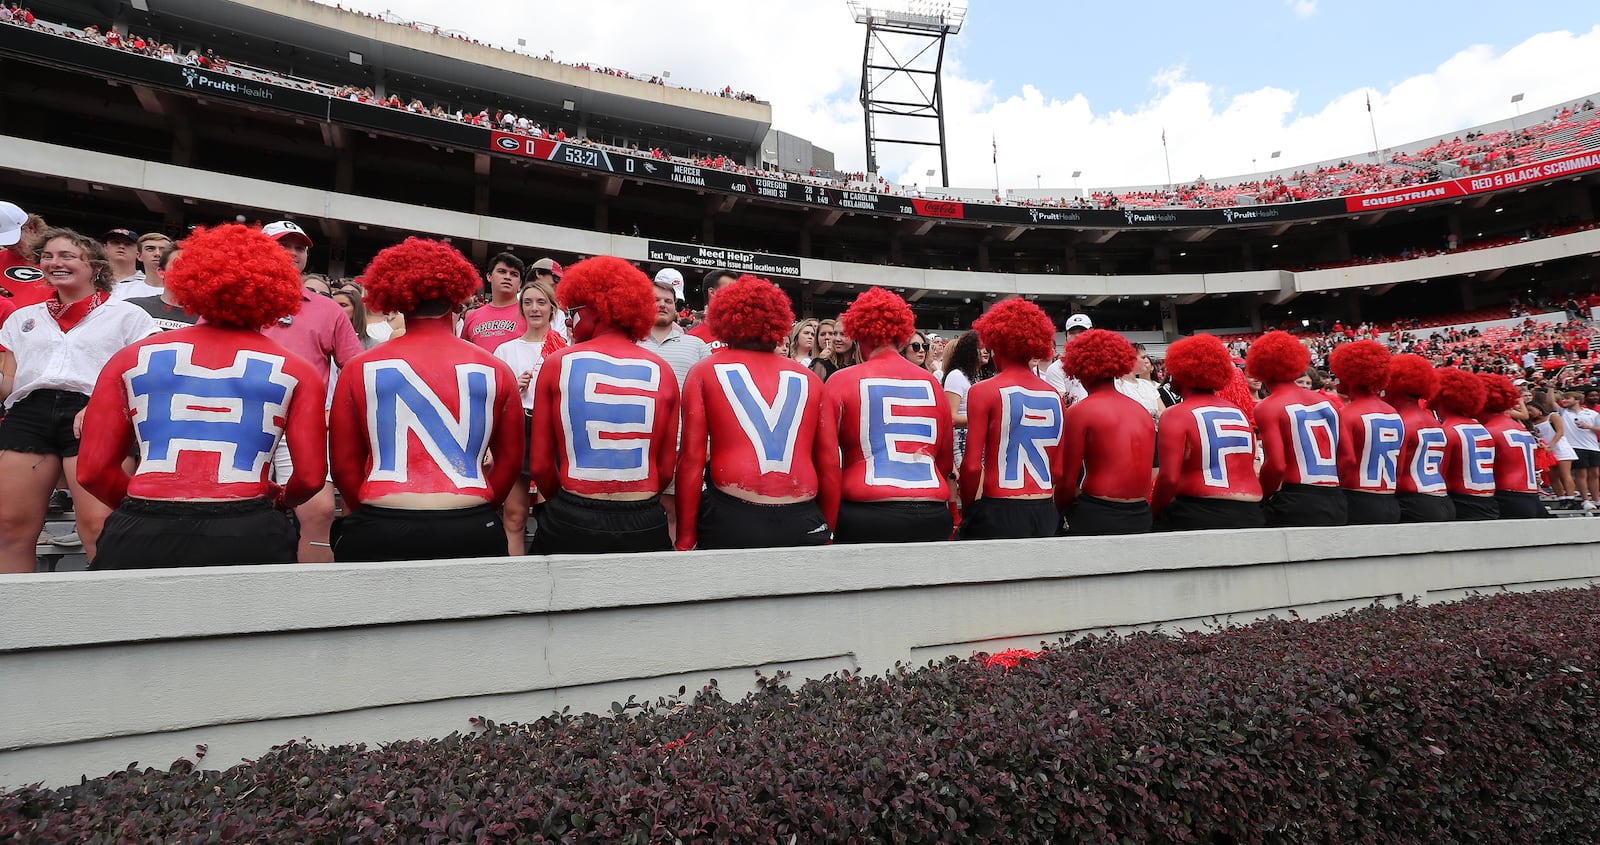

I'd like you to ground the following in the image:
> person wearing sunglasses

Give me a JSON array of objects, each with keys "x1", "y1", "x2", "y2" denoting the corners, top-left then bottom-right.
[{"x1": 901, "y1": 331, "x2": 935, "y2": 374}]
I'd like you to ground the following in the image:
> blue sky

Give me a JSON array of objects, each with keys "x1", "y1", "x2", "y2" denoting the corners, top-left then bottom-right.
[
  {"x1": 334, "y1": 1, "x2": 1600, "y2": 190},
  {"x1": 955, "y1": 1, "x2": 1598, "y2": 121}
]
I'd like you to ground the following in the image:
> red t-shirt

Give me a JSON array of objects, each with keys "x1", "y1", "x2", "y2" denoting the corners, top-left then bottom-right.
[
  {"x1": 687, "y1": 320, "x2": 725, "y2": 353},
  {"x1": 459, "y1": 302, "x2": 526, "y2": 353},
  {"x1": 0, "y1": 249, "x2": 51, "y2": 308}
]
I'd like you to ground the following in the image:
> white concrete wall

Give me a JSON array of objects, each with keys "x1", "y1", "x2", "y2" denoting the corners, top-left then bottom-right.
[{"x1": 4, "y1": 519, "x2": 1598, "y2": 788}]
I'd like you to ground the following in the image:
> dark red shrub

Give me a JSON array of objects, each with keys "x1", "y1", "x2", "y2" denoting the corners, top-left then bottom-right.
[{"x1": 5, "y1": 589, "x2": 1600, "y2": 842}]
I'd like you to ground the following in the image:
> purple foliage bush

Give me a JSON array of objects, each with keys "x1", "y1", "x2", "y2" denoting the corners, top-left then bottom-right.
[{"x1": 5, "y1": 588, "x2": 1600, "y2": 843}]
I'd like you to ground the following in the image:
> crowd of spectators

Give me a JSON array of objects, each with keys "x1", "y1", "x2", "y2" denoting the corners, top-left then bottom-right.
[{"x1": 8, "y1": 4, "x2": 1598, "y2": 216}]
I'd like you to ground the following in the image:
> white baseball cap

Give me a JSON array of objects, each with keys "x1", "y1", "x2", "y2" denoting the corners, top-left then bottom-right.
[
  {"x1": 0, "y1": 202, "x2": 26, "y2": 247},
  {"x1": 262, "y1": 220, "x2": 313, "y2": 247},
  {"x1": 654, "y1": 267, "x2": 685, "y2": 301},
  {"x1": 1064, "y1": 313, "x2": 1094, "y2": 331}
]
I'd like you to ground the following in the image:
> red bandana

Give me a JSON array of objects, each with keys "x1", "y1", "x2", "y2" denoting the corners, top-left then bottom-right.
[{"x1": 45, "y1": 292, "x2": 106, "y2": 332}]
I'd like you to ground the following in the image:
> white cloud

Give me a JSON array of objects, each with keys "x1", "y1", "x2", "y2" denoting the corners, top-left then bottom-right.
[
  {"x1": 1287, "y1": 0, "x2": 1319, "y2": 18},
  {"x1": 331, "y1": 2, "x2": 1600, "y2": 194}
]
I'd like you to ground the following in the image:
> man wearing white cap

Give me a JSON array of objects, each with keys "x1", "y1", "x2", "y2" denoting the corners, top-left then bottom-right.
[
  {"x1": 0, "y1": 201, "x2": 49, "y2": 307},
  {"x1": 262, "y1": 220, "x2": 313, "y2": 272},
  {"x1": 260, "y1": 219, "x2": 362, "y2": 562},
  {"x1": 1043, "y1": 312, "x2": 1093, "y2": 407},
  {"x1": 639, "y1": 268, "x2": 707, "y2": 390}
]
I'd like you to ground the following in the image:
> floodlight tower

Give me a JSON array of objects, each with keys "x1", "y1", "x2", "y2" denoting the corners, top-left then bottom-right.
[{"x1": 848, "y1": 0, "x2": 965, "y2": 186}]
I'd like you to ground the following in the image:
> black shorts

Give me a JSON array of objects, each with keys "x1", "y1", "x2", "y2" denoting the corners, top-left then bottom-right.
[
  {"x1": 1575, "y1": 449, "x2": 1600, "y2": 469},
  {"x1": 521, "y1": 410, "x2": 533, "y2": 477},
  {"x1": 91, "y1": 497, "x2": 296, "y2": 570},
  {"x1": 332, "y1": 503, "x2": 503, "y2": 562},
  {"x1": 533, "y1": 490, "x2": 671, "y2": 555},
  {"x1": 1157, "y1": 496, "x2": 1265, "y2": 532},
  {"x1": 1344, "y1": 490, "x2": 1401, "y2": 525},
  {"x1": 956, "y1": 497, "x2": 1059, "y2": 540},
  {"x1": 1397, "y1": 492, "x2": 1456, "y2": 523},
  {"x1": 834, "y1": 499, "x2": 952, "y2": 545},
  {"x1": 1264, "y1": 483, "x2": 1348, "y2": 527},
  {"x1": 0, "y1": 389, "x2": 88, "y2": 457},
  {"x1": 1448, "y1": 492, "x2": 1500, "y2": 521},
  {"x1": 1064, "y1": 494, "x2": 1151, "y2": 536},
  {"x1": 1494, "y1": 490, "x2": 1550, "y2": 519},
  {"x1": 694, "y1": 486, "x2": 831, "y2": 550}
]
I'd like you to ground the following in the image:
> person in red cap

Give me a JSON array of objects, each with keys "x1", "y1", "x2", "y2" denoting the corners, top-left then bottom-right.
[
  {"x1": 1057, "y1": 329, "x2": 1156, "y2": 535},
  {"x1": 76, "y1": 224, "x2": 327, "y2": 569},
  {"x1": 955, "y1": 297, "x2": 1064, "y2": 539},
  {"x1": 528, "y1": 256, "x2": 679, "y2": 554},
  {"x1": 675, "y1": 275, "x2": 831, "y2": 550},
  {"x1": 327, "y1": 238, "x2": 524, "y2": 561},
  {"x1": 1330, "y1": 340, "x2": 1402, "y2": 524},
  {"x1": 1432, "y1": 367, "x2": 1498, "y2": 520},
  {"x1": 1247, "y1": 330, "x2": 1346, "y2": 526},
  {"x1": 818, "y1": 287, "x2": 953, "y2": 543},
  {"x1": 1477, "y1": 373, "x2": 1546, "y2": 519},
  {"x1": 1151, "y1": 334, "x2": 1264, "y2": 530},
  {"x1": 0, "y1": 201, "x2": 49, "y2": 308},
  {"x1": 1385, "y1": 354, "x2": 1453, "y2": 522}
]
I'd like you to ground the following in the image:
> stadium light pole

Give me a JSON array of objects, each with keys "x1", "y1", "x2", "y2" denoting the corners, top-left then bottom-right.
[
  {"x1": 1510, "y1": 92, "x2": 1525, "y2": 134},
  {"x1": 849, "y1": 0, "x2": 967, "y2": 187},
  {"x1": 1072, "y1": 170, "x2": 1081, "y2": 190}
]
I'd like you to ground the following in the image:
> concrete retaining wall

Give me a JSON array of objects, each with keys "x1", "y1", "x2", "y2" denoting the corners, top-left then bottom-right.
[{"x1": 4, "y1": 519, "x2": 1598, "y2": 787}]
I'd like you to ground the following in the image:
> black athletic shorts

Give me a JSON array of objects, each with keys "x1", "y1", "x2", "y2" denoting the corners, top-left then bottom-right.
[
  {"x1": 91, "y1": 497, "x2": 295, "y2": 570},
  {"x1": 1494, "y1": 490, "x2": 1550, "y2": 519},
  {"x1": 1344, "y1": 489, "x2": 1401, "y2": 525},
  {"x1": 1574, "y1": 449, "x2": 1600, "y2": 469},
  {"x1": 1157, "y1": 496, "x2": 1265, "y2": 532},
  {"x1": 834, "y1": 499, "x2": 952, "y2": 544},
  {"x1": 332, "y1": 503, "x2": 504, "y2": 562},
  {"x1": 956, "y1": 497, "x2": 1059, "y2": 540},
  {"x1": 1397, "y1": 492, "x2": 1456, "y2": 523},
  {"x1": 1448, "y1": 492, "x2": 1499, "y2": 521},
  {"x1": 0, "y1": 389, "x2": 89, "y2": 457},
  {"x1": 1064, "y1": 494, "x2": 1152, "y2": 536},
  {"x1": 532, "y1": 490, "x2": 671, "y2": 555},
  {"x1": 1263, "y1": 482, "x2": 1348, "y2": 527},
  {"x1": 521, "y1": 409, "x2": 533, "y2": 477},
  {"x1": 694, "y1": 486, "x2": 831, "y2": 550}
]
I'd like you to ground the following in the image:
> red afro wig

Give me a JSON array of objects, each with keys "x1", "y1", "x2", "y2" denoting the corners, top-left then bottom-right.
[
  {"x1": 165, "y1": 224, "x2": 303, "y2": 329},
  {"x1": 1219, "y1": 366, "x2": 1257, "y2": 419},
  {"x1": 360, "y1": 237, "x2": 480, "y2": 316},
  {"x1": 1244, "y1": 331, "x2": 1311, "y2": 384},
  {"x1": 1476, "y1": 372, "x2": 1520, "y2": 414},
  {"x1": 556, "y1": 255, "x2": 656, "y2": 341},
  {"x1": 1164, "y1": 334, "x2": 1234, "y2": 392},
  {"x1": 707, "y1": 275, "x2": 793, "y2": 350},
  {"x1": 973, "y1": 298, "x2": 1055, "y2": 363},
  {"x1": 1328, "y1": 340, "x2": 1391, "y2": 393},
  {"x1": 840, "y1": 286, "x2": 915, "y2": 351},
  {"x1": 1060, "y1": 328, "x2": 1136, "y2": 384},
  {"x1": 1430, "y1": 367, "x2": 1488, "y2": 417},
  {"x1": 1385, "y1": 354, "x2": 1438, "y2": 399}
]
